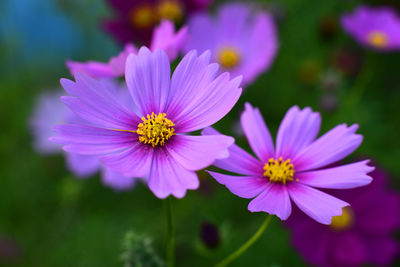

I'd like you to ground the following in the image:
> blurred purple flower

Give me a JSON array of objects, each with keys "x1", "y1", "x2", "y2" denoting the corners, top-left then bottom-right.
[
  {"x1": 30, "y1": 85, "x2": 139, "y2": 192},
  {"x1": 206, "y1": 103, "x2": 373, "y2": 224},
  {"x1": 51, "y1": 48, "x2": 242, "y2": 198},
  {"x1": 67, "y1": 20, "x2": 188, "y2": 79},
  {"x1": 103, "y1": 0, "x2": 211, "y2": 45},
  {"x1": 286, "y1": 166, "x2": 400, "y2": 267},
  {"x1": 30, "y1": 90, "x2": 69, "y2": 154},
  {"x1": 184, "y1": 3, "x2": 278, "y2": 86},
  {"x1": 341, "y1": 6, "x2": 400, "y2": 51}
]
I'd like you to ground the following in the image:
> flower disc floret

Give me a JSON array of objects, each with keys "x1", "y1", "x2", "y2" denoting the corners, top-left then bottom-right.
[
  {"x1": 263, "y1": 157, "x2": 295, "y2": 184},
  {"x1": 217, "y1": 48, "x2": 240, "y2": 69},
  {"x1": 330, "y1": 207, "x2": 354, "y2": 231},
  {"x1": 157, "y1": 0, "x2": 183, "y2": 22},
  {"x1": 130, "y1": 5, "x2": 156, "y2": 28},
  {"x1": 367, "y1": 31, "x2": 388, "y2": 48},
  {"x1": 137, "y1": 112, "x2": 175, "y2": 147}
]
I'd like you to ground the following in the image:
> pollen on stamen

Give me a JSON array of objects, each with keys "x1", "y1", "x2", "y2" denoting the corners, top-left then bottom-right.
[
  {"x1": 136, "y1": 112, "x2": 175, "y2": 147},
  {"x1": 263, "y1": 157, "x2": 295, "y2": 184}
]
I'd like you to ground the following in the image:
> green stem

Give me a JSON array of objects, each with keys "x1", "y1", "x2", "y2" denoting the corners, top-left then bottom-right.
[
  {"x1": 338, "y1": 52, "x2": 375, "y2": 116},
  {"x1": 214, "y1": 215, "x2": 273, "y2": 267},
  {"x1": 164, "y1": 197, "x2": 175, "y2": 267}
]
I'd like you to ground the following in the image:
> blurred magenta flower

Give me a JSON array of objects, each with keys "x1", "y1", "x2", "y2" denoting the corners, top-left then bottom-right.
[
  {"x1": 184, "y1": 3, "x2": 278, "y2": 86},
  {"x1": 30, "y1": 86, "x2": 138, "y2": 191},
  {"x1": 341, "y1": 6, "x2": 400, "y2": 51},
  {"x1": 286, "y1": 167, "x2": 400, "y2": 266},
  {"x1": 207, "y1": 103, "x2": 373, "y2": 224},
  {"x1": 51, "y1": 48, "x2": 242, "y2": 198},
  {"x1": 103, "y1": 0, "x2": 211, "y2": 45},
  {"x1": 67, "y1": 20, "x2": 188, "y2": 79}
]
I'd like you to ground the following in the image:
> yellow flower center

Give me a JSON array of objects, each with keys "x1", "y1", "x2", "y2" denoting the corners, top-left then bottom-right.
[
  {"x1": 156, "y1": 0, "x2": 183, "y2": 22},
  {"x1": 367, "y1": 31, "x2": 388, "y2": 48},
  {"x1": 130, "y1": 5, "x2": 156, "y2": 29},
  {"x1": 263, "y1": 157, "x2": 295, "y2": 184},
  {"x1": 330, "y1": 207, "x2": 354, "y2": 231},
  {"x1": 217, "y1": 48, "x2": 240, "y2": 69},
  {"x1": 136, "y1": 112, "x2": 175, "y2": 147}
]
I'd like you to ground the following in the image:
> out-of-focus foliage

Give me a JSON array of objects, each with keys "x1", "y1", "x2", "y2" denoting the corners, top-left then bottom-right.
[{"x1": 121, "y1": 232, "x2": 164, "y2": 267}]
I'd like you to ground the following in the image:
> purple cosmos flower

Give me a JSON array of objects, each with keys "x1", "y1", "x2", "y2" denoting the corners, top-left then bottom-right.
[
  {"x1": 286, "y1": 166, "x2": 400, "y2": 266},
  {"x1": 51, "y1": 47, "x2": 242, "y2": 198},
  {"x1": 341, "y1": 6, "x2": 400, "y2": 51},
  {"x1": 184, "y1": 3, "x2": 278, "y2": 86},
  {"x1": 103, "y1": 0, "x2": 212, "y2": 45},
  {"x1": 30, "y1": 87, "x2": 138, "y2": 191},
  {"x1": 67, "y1": 20, "x2": 188, "y2": 79},
  {"x1": 206, "y1": 103, "x2": 374, "y2": 224},
  {"x1": 30, "y1": 90, "x2": 69, "y2": 154}
]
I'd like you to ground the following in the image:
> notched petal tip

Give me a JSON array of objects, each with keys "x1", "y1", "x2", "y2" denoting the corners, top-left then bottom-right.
[
  {"x1": 137, "y1": 46, "x2": 152, "y2": 55},
  {"x1": 199, "y1": 49, "x2": 211, "y2": 61},
  {"x1": 60, "y1": 77, "x2": 75, "y2": 89},
  {"x1": 244, "y1": 102, "x2": 254, "y2": 111}
]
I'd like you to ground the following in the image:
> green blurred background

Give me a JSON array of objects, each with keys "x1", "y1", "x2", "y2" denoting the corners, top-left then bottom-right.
[{"x1": 1, "y1": 0, "x2": 400, "y2": 266}]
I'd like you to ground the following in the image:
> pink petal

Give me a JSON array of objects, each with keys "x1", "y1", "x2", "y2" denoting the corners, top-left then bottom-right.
[
  {"x1": 100, "y1": 143, "x2": 153, "y2": 178},
  {"x1": 150, "y1": 20, "x2": 188, "y2": 61},
  {"x1": 148, "y1": 150, "x2": 199, "y2": 198},
  {"x1": 248, "y1": 183, "x2": 292, "y2": 220},
  {"x1": 125, "y1": 47, "x2": 171, "y2": 117},
  {"x1": 202, "y1": 127, "x2": 263, "y2": 176},
  {"x1": 51, "y1": 124, "x2": 136, "y2": 155},
  {"x1": 174, "y1": 71, "x2": 242, "y2": 132},
  {"x1": 364, "y1": 237, "x2": 399, "y2": 266},
  {"x1": 108, "y1": 43, "x2": 137, "y2": 76},
  {"x1": 240, "y1": 103, "x2": 274, "y2": 162},
  {"x1": 65, "y1": 153, "x2": 100, "y2": 178},
  {"x1": 66, "y1": 60, "x2": 115, "y2": 79},
  {"x1": 166, "y1": 50, "x2": 218, "y2": 120},
  {"x1": 208, "y1": 171, "x2": 268, "y2": 199},
  {"x1": 166, "y1": 134, "x2": 233, "y2": 171},
  {"x1": 61, "y1": 74, "x2": 138, "y2": 129},
  {"x1": 101, "y1": 167, "x2": 138, "y2": 191},
  {"x1": 293, "y1": 124, "x2": 363, "y2": 172},
  {"x1": 184, "y1": 14, "x2": 217, "y2": 54},
  {"x1": 239, "y1": 12, "x2": 278, "y2": 85},
  {"x1": 297, "y1": 160, "x2": 374, "y2": 189},
  {"x1": 275, "y1": 106, "x2": 321, "y2": 160},
  {"x1": 288, "y1": 183, "x2": 349, "y2": 224}
]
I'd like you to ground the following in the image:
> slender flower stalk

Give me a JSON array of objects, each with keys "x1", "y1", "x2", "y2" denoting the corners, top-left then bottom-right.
[
  {"x1": 339, "y1": 52, "x2": 376, "y2": 116},
  {"x1": 214, "y1": 215, "x2": 272, "y2": 267},
  {"x1": 164, "y1": 197, "x2": 175, "y2": 267}
]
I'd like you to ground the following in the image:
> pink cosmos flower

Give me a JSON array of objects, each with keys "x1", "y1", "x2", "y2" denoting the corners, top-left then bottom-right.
[
  {"x1": 184, "y1": 3, "x2": 278, "y2": 86},
  {"x1": 30, "y1": 87, "x2": 138, "y2": 191},
  {"x1": 51, "y1": 47, "x2": 242, "y2": 198},
  {"x1": 206, "y1": 103, "x2": 374, "y2": 224},
  {"x1": 341, "y1": 5, "x2": 400, "y2": 51},
  {"x1": 67, "y1": 20, "x2": 188, "y2": 79}
]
